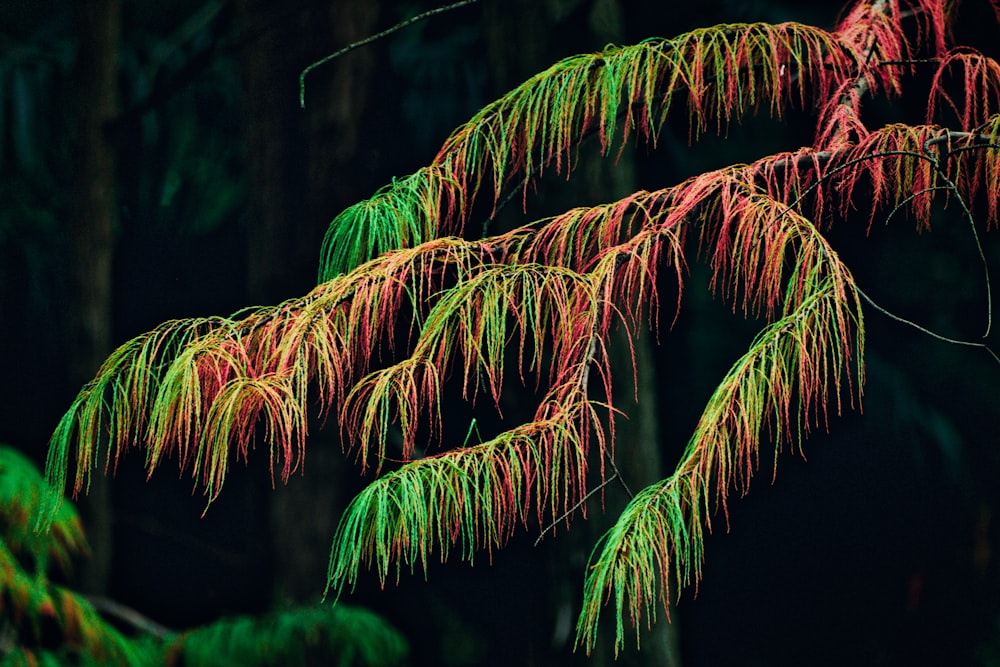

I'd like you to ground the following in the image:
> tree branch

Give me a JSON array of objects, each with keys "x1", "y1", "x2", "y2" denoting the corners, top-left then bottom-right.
[
  {"x1": 856, "y1": 286, "x2": 1000, "y2": 366},
  {"x1": 534, "y1": 474, "x2": 620, "y2": 547},
  {"x1": 299, "y1": 0, "x2": 480, "y2": 108},
  {"x1": 84, "y1": 594, "x2": 175, "y2": 639}
]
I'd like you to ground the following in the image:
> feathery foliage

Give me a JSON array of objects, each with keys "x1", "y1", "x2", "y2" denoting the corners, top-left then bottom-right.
[
  {"x1": 317, "y1": 20, "x2": 857, "y2": 282},
  {"x1": 3, "y1": 443, "x2": 408, "y2": 665},
  {"x1": 0, "y1": 445, "x2": 154, "y2": 666},
  {"x1": 163, "y1": 604, "x2": 408, "y2": 667},
  {"x1": 40, "y1": 0, "x2": 1000, "y2": 657}
]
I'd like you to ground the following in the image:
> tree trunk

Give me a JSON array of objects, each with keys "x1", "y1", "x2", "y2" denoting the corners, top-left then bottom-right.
[
  {"x1": 237, "y1": 0, "x2": 301, "y2": 305},
  {"x1": 236, "y1": 0, "x2": 381, "y2": 604},
  {"x1": 68, "y1": 0, "x2": 121, "y2": 596}
]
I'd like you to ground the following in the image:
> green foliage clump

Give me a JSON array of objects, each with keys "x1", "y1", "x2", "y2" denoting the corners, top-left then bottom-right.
[
  {"x1": 2, "y1": 444, "x2": 407, "y2": 666},
  {"x1": 0, "y1": 444, "x2": 152, "y2": 666},
  {"x1": 165, "y1": 604, "x2": 408, "y2": 667}
]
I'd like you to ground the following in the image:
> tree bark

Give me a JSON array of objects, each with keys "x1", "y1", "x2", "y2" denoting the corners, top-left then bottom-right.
[{"x1": 68, "y1": 0, "x2": 121, "y2": 596}]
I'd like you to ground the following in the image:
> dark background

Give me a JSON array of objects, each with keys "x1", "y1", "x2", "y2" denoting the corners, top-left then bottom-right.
[{"x1": 1, "y1": 1, "x2": 999, "y2": 665}]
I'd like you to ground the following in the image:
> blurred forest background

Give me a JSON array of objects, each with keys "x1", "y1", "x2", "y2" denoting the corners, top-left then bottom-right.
[{"x1": 1, "y1": 0, "x2": 999, "y2": 665}]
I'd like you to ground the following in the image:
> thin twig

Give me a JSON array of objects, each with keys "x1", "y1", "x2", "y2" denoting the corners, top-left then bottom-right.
[
  {"x1": 299, "y1": 0, "x2": 480, "y2": 108},
  {"x1": 534, "y1": 474, "x2": 619, "y2": 547},
  {"x1": 481, "y1": 178, "x2": 528, "y2": 238},
  {"x1": 856, "y1": 286, "x2": 1000, "y2": 366},
  {"x1": 774, "y1": 144, "x2": 995, "y2": 343},
  {"x1": 580, "y1": 331, "x2": 635, "y2": 501},
  {"x1": 926, "y1": 158, "x2": 993, "y2": 338},
  {"x1": 878, "y1": 57, "x2": 944, "y2": 66}
]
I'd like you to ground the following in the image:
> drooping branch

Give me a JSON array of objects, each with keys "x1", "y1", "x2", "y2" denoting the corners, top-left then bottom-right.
[
  {"x1": 38, "y1": 4, "x2": 1000, "y2": 656},
  {"x1": 317, "y1": 21, "x2": 858, "y2": 281},
  {"x1": 577, "y1": 269, "x2": 865, "y2": 654},
  {"x1": 42, "y1": 239, "x2": 492, "y2": 518},
  {"x1": 572, "y1": 113, "x2": 1000, "y2": 650},
  {"x1": 325, "y1": 397, "x2": 598, "y2": 599},
  {"x1": 575, "y1": 473, "x2": 707, "y2": 654},
  {"x1": 44, "y1": 115, "x2": 1000, "y2": 523}
]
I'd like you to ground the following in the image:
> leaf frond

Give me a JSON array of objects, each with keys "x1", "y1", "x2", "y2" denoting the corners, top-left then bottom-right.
[
  {"x1": 575, "y1": 474, "x2": 707, "y2": 654},
  {"x1": 318, "y1": 170, "x2": 464, "y2": 282},
  {"x1": 577, "y1": 269, "x2": 864, "y2": 653},
  {"x1": 926, "y1": 50, "x2": 1000, "y2": 129},
  {"x1": 326, "y1": 401, "x2": 595, "y2": 599},
  {"x1": 951, "y1": 113, "x2": 1000, "y2": 226},
  {"x1": 4, "y1": 446, "x2": 153, "y2": 666},
  {"x1": 44, "y1": 238, "x2": 491, "y2": 506},
  {"x1": 42, "y1": 317, "x2": 232, "y2": 522}
]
